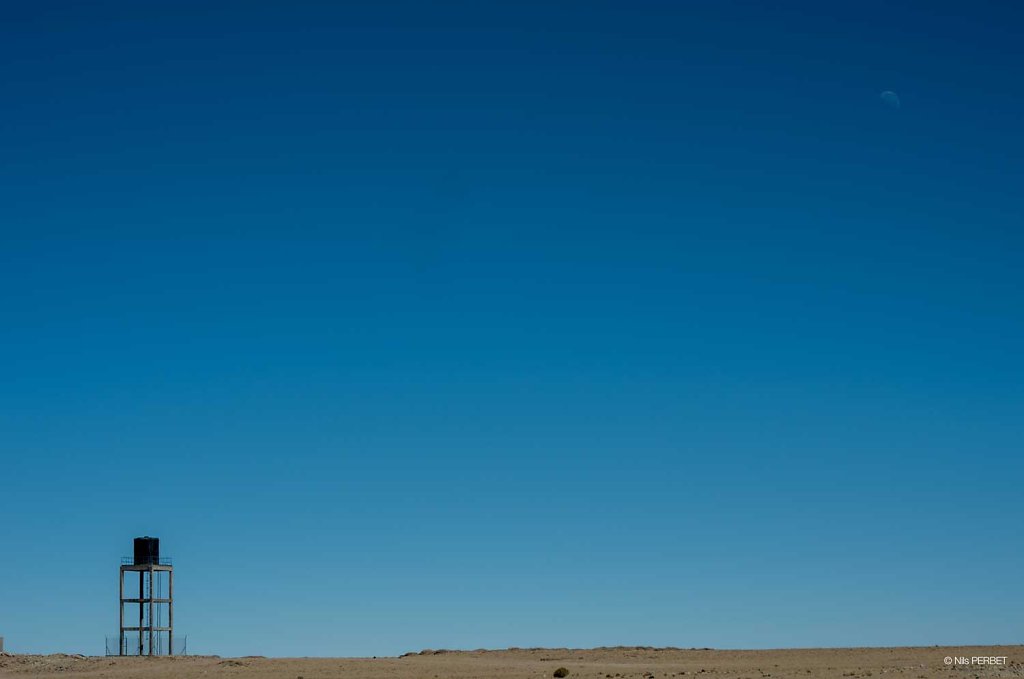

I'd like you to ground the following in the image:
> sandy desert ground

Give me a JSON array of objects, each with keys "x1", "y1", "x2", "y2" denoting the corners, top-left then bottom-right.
[{"x1": 1, "y1": 646, "x2": 1021, "y2": 679}]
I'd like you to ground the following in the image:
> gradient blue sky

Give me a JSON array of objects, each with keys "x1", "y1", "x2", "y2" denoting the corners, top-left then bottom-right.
[{"x1": 1, "y1": 0, "x2": 1022, "y2": 657}]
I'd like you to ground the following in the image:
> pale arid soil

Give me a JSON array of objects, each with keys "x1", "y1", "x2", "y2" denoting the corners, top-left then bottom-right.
[{"x1": 2, "y1": 647, "x2": 1022, "y2": 679}]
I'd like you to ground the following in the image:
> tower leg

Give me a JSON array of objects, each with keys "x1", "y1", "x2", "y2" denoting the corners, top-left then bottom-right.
[
  {"x1": 119, "y1": 568, "x2": 124, "y2": 656},
  {"x1": 148, "y1": 566, "x2": 154, "y2": 656},
  {"x1": 139, "y1": 570, "x2": 144, "y2": 656},
  {"x1": 168, "y1": 569, "x2": 174, "y2": 655}
]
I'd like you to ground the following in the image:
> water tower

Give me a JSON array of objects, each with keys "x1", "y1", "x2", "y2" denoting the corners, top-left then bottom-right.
[{"x1": 117, "y1": 537, "x2": 174, "y2": 655}]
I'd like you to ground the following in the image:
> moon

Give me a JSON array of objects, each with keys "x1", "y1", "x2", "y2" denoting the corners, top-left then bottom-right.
[{"x1": 880, "y1": 90, "x2": 901, "y2": 109}]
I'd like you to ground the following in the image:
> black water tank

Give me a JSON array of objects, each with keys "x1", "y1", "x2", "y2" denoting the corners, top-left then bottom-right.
[{"x1": 134, "y1": 536, "x2": 160, "y2": 565}]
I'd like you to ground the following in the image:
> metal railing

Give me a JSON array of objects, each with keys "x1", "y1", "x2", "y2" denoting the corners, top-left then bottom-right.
[{"x1": 120, "y1": 557, "x2": 173, "y2": 566}]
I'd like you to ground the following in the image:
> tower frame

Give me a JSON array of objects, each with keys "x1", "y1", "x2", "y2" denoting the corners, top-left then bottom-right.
[{"x1": 118, "y1": 561, "x2": 174, "y2": 655}]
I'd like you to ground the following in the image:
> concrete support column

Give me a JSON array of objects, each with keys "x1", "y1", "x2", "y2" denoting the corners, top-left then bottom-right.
[
  {"x1": 118, "y1": 569, "x2": 124, "y2": 656},
  {"x1": 168, "y1": 569, "x2": 174, "y2": 655},
  {"x1": 148, "y1": 567, "x2": 154, "y2": 656},
  {"x1": 138, "y1": 570, "x2": 144, "y2": 655}
]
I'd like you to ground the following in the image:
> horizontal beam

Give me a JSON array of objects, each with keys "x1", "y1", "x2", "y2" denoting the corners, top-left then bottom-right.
[
  {"x1": 121, "y1": 565, "x2": 173, "y2": 572},
  {"x1": 121, "y1": 598, "x2": 172, "y2": 604},
  {"x1": 121, "y1": 626, "x2": 172, "y2": 632}
]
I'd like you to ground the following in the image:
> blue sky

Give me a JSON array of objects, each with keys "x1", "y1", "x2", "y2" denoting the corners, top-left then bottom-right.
[{"x1": 1, "y1": 0, "x2": 1022, "y2": 657}]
